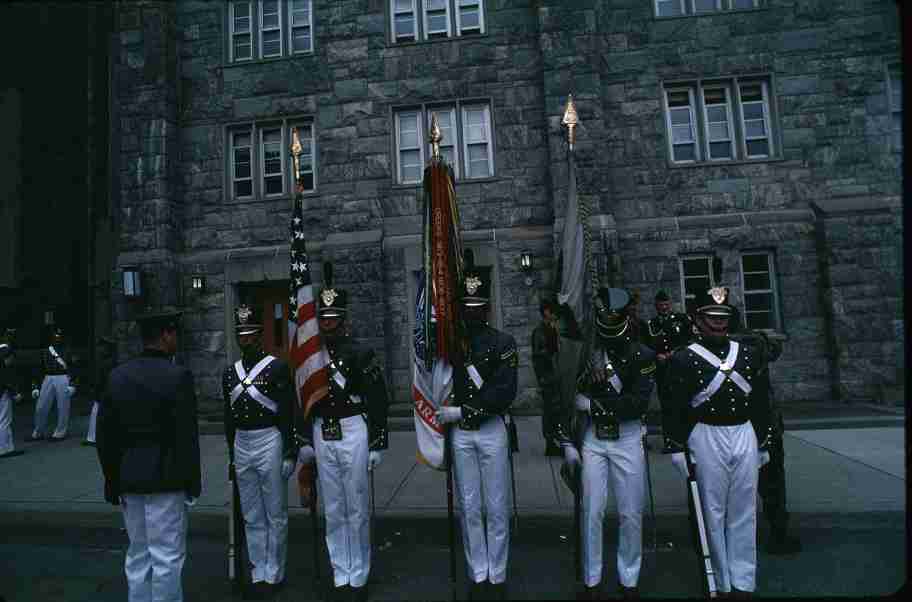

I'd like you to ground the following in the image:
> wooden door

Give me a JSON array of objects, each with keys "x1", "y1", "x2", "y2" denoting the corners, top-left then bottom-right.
[{"x1": 253, "y1": 283, "x2": 290, "y2": 362}]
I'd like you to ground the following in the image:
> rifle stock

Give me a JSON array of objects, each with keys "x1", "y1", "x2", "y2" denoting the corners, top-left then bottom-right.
[
  {"x1": 684, "y1": 449, "x2": 718, "y2": 599},
  {"x1": 230, "y1": 471, "x2": 249, "y2": 592}
]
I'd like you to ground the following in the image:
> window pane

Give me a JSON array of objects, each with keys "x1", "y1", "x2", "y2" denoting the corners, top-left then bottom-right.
[
  {"x1": 657, "y1": 0, "x2": 683, "y2": 16},
  {"x1": 706, "y1": 105, "x2": 728, "y2": 123},
  {"x1": 732, "y1": 0, "x2": 757, "y2": 8},
  {"x1": 233, "y1": 1, "x2": 250, "y2": 18},
  {"x1": 670, "y1": 107, "x2": 692, "y2": 126},
  {"x1": 704, "y1": 88, "x2": 726, "y2": 105},
  {"x1": 235, "y1": 180, "x2": 252, "y2": 197},
  {"x1": 235, "y1": 163, "x2": 251, "y2": 179},
  {"x1": 745, "y1": 311, "x2": 770, "y2": 330},
  {"x1": 395, "y1": 14, "x2": 415, "y2": 37},
  {"x1": 742, "y1": 102, "x2": 764, "y2": 121},
  {"x1": 708, "y1": 122, "x2": 729, "y2": 140},
  {"x1": 693, "y1": 0, "x2": 718, "y2": 13},
  {"x1": 667, "y1": 90, "x2": 691, "y2": 108},
  {"x1": 263, "y1": 31, "x2": 281, "y2": 56},
  {"x1": 745, "y1": 120, "x2": 767, "y2": 138},
  {"x1": 683, "y1": 258, "x2": 710, "y2": 277},
  {"x1": 428, "y1": 0, "x2": 447, "y2": 9},
  {"x1": 744, "y1": 272, "x2": 771, "y2": 290},
  {"x1": 300, "y1": 173, "x2": 314, "y2": 191},
  {"x1": 234, "y1": 16, "x2": 251, "y2": 32},
  {"x1": 740, "y1": 83, "x2": 763, "y2": 102},
  {"x1": 292, "y1": 29, "x2": 311, "y2": 52},
  {"x1": 292, "y1": 0, "x2": 310, "y2": 23},
  {"x1": 468, "y1": 145, "x2": 490, "y2": 178},
  {"x1": 441, "y1": 146, "x2": 456, "y2": 165},
  {"x1": 673, "y1": 144, "x2": 696, "y2": 161},
  {"x1": 234, "y1": 132, "x2": 251, "y2": 147},
  {"x1": 396, "y1": 0, "x2": 413, "y2": 10},
  {"x1": 428, "y1": 13, "x2": 448, "y2": 33},
  {"x1": 264, "y1": 175, "x2": 283, "y2": 195},
  {"x1": 684, "y1": 276, "x2": 711, "y2": 296},
  {"x1": 744, "y1": 293, "x2": 772, "y2": 312},
  {"x1": 746, "y1": 139, "x2": 769, "y2": 156},
  {"x1": 741, "y1": 254, "x2": 769, "y2": 272},
  {"x1": 709, "y1": 141, "x2": 732, "y2": 159},
  {"x1": 672, "y1": 124, "x2": 694, "y2": 143},
  {"x1": 262, "y1": 0, "x2": 279, "y2": 20},
  {"x1": 234, "y1": 36, "x2": 252, "y2": 60},
  {"x1": 460, "y1": 8, "x2": 480, "y2": 29}
]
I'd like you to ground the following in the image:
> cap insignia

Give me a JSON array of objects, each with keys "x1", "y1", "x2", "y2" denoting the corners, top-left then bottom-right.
[
  {"x1": 237, "y1": 305, "x2": 253, "y2": 324},
  {"x1": 321, "y1": 288, "x2": 338, "y2": 307},
  {"x1": 709, "y1": 287, "x2": 727, "y2": 304},
  {"x1": 465, "y1": 276, "x2": 482, "y2": 296}
]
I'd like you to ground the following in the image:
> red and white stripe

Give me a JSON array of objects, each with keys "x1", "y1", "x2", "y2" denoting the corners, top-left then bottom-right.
[{"x1": 289, "y1": 283, "x2": 329, "y2": 417}]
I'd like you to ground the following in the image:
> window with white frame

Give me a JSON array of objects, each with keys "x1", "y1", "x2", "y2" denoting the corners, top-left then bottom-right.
[
  {"x1": 887, "y1": 64, "x2": 902, "y2": 151},
  {"x1": 394, "y1": 102, "x2": 493, "y2": 184},
  {"x1": 740, "y1": 252, "x2": 780, "y2": 330},
  {"x1": 228, "y1": 120, "x2": 315, "y2": 199},
  {"x1": 664, "y1": 77, "x2": 776, "y2": 165},
  {"x1": 228, "y1": 0, "x2": 313, "y2": 62},
  {"x1": 679, "y1": 255, "x2": 713, "y2": 315},
  {"x1": 655, "y1": 0, "x2": 759, "y2": 17},
  {"x1": 390, "y1": 0, "x2": 484, "y2": 43}
]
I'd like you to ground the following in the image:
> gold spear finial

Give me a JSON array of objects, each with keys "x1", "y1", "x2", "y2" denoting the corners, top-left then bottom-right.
[
  {"x1": 290, "y1": 127, "x2": 303, "y2": 188},
  {"x1": 429, "y1": 112, "x2": 443, "y2": 162},
  {"x1": 561, "y1": 93, "x2": 579, "y2": 151}
]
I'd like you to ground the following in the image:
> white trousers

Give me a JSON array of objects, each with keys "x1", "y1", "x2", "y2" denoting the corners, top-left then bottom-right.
[
  {"x1": 580, "y1": 419, "x2": 645, "y2": 588},
  {"x1": 0, "y1": 391, "x2": 15, "y2": 454},
  {"x1": 234, "y1": 426, "x2": 289, "y2": 584},
  {"x1": 688, "y1": 421, "x2": 760, "y2": 593},
  {"x1": 122, "y1": 492, "x2": 188, "y2": 602},
  {"x1": 85, "y1": 400, "x2": 100, "y2": 443},
  {"x1": 33, "y1": 374, "x2": 71, "y2": 438},
  {"x1": 314, "y1": 415, "x2": 371, "y2": 588},
  {"x1": 452, "y1": 417, "x2": 511, "y2": 585}
]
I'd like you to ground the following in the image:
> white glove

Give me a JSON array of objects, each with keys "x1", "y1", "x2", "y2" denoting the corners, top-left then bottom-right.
[
  {"x1": 574, "y1": 394, "x2": 591, "y2": 413},
  {"x1": 281, "y1": 459, "x2": 296, "y2": 479},
  {"x1": 435, "y1": 406, "x2": 462, "y2": 425},
  {"x1": 298, "y1": 445, "x2": 315, "y2": 465},
  {"x1": 184, "y1": 496, "x2": 198, "y2": 508},
  {"x1": 758, "y1": 450, "x2": 771, "y2": 468},
  {"x1": 671, "y1": 452, "x2": 689, "y2": 479},
  {"x1": 32, "y1": 389, "x2": 39, "y2": 400},
  {"x1": 562, "y1": 445, "x2": 581, "y2": 471},
  {"x1": 66, "y1": 386, "x2": 76, "y2": 396},
  {"x1": 13, "y1": 393, "x2": 22, "y2": 403},
  {"x1": 368, "y1": 451, "x2": 383, "y2": 472}
]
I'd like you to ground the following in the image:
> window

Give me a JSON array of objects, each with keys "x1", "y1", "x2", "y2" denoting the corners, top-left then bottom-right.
[
  {"x1": 655, "y1": 0, "x2": 759, "y2": 17},
  {"x1": 664, "y1": 77, "x2": 776, "y2": 165},
  {"x1": 390, "y1": 0, "x2": 484, "y2": 43},
  {"x1": 679, "y1": 255, "x2": 713, "y2": 315},
  {"x1": 887, "y1": 64, "x2": 902, "y2": 151},
  {"x1": 740, "y1": 252, "x2": 780, "y2": 330},
  {"x1": 228, "y1": 120, "x2": 315, "y2": 199},
  {"x1": 394, "y1": 102, "x2": 493, "y2": 184},
  {"x1": 228, "y1": 0, "x2": 312, "y2": 62}
]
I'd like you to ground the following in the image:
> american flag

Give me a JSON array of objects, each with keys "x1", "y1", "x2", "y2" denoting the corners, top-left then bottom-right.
[{"x1": 288, "y1": 197, "x2": 329, "y2": 418}]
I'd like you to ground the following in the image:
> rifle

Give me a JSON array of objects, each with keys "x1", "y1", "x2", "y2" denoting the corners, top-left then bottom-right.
[
  {"x1": 506, "y1": 412, "x2": 520, "y2": 533},
  {"x1": 683, "y1": 448, "x2": 718, "y2": 599},
  {"x1": 445, "y1": 425, "x2": 458, "y2": 602},
  {"x1": 228, "y1": 463, "x2": 249, "y2": 593},
  {"x1": 642, "y1": 421, "x2": 658, "y2": 554}
]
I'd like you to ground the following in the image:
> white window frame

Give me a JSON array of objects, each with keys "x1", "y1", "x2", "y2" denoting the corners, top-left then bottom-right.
[
  {"x1": 259, "y1": 0, "x2": 284, "y2": 59},
  {"x1": 736, "y1": 80, "x2": 773, "y2": 159},
  {"x1": 260, "y1": 126, "x2": 286, "y2": 198},
  {"x1": 288, "y1": 0, "x2": 313, "y2": 55},
  {"x1": 462, "y1": 104, "x2": 493, "y2": 180},
  {"x1": 455, "y1": 0, "x2": 484, "y2": 36},
  {"x1": 730, "y1": 0, "x2": 759, "y2": 9},
  {"x1": 701, "y1": 85, "x2": 735, "y2": 161},
  {"x1": 739, "y1": 251, "x2": 781, "y2": 331},
  {"x1": 229, "y1": 1, "x2": 254, "y2": 62},
  {"x1": 655, "y1": 0, "x2": 686, "y2": 17},
  {"x1": 656, "y1": 0, "x2": 758, "y2": 17},
  {"x1": 887, "y1": 64, "x2": 902, "y2": 152},
  {"x1": 665, "y1": 87, "x2": 700, "y2": 164},
  {"x1": 679, "y1": 255, "x2": 713, "y2": 315},
  {"x1": 392, "y1": 0, "x2": 419, "y2": 42},
  {"x1": 427, "y1": 106, "x2": 459, "y2": 177},
  {"x1": 424, "y1": 0, "x2": 452, "y2": 39},
  {"x1": 396, "y1": 111, "x2": 425, "y2": 184},
  {"x1": 231, "y1": 127, "x2": 255, "y2": 200}
]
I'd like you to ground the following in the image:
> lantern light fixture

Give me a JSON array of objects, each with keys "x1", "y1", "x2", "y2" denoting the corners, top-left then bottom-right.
[
  {"x1": 191, "y1": 275, "x2": 205, "y2": 293},
  {"x1": 123, "y1": 267, "x2": 142, "y2": 299}
]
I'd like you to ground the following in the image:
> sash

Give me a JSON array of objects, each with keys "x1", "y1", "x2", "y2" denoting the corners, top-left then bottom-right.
[
  {"x1": 329, "y1": 359, "x2": 362, "y2": 405},
  {"x1": 48, "y1": 346, "x2": 67, "y2": 370},
  {"x1": 230, "y1": 355, "x2": 278, "y2": 413},
  {"x1": 687, "y1": 342, "x2": 752, "y2": 408},
  {"x1": 601, "y1": 351, "x2": 624, "y2": 394}
]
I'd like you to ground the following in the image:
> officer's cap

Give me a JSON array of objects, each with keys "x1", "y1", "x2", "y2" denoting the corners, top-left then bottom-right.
[
  {"x1": 655, "y1": 289, "x2": 671, "y2": 303},
  {"x1": 234, "y1": 303, "x2": 263, "y2": 336},
  {"x1": 595, "y1": 287, "x2": 630, "y2": 338},
  {"x1": 461, "y1": 249, "x2": 490, "y2": 308},
  {"x1": 693, "y1": 286, "x2": 734, "y2": 318},
  {"x1": 317, "y1": 262, "x2": 348, "y2": 319}
]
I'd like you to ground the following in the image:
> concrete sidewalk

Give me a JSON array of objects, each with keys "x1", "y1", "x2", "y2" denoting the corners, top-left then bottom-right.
[{"x1": 0, "y1": 404, "x2": 905, "y2": 520}]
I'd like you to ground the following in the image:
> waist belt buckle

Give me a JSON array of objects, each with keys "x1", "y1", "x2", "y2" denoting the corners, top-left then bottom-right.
[
  {"x1": 595, "y1": 415, "x2": 620, "y2": 441},
  {"x1": 321, "y1": 417, "x2": 343, "y2": 441},
  {"x1": 458, "y1": 417, "x2": 481, "y2": 431}
]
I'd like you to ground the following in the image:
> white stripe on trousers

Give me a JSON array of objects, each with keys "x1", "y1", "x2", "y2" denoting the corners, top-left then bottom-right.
[
  {"x1": 32, "y1": 374, "x2": 71, "y2": 438},
  {"x1": 688, "y1": 421, "x2": 760, "y2": 593},
  {"x1": 234, "y1": 426, "x2": 289, "y2": 584},
  {"x1": 121, "y1": 492, "x2": 188, "y2": 602},
  {"x1": 452, "y1": 417, "x2": 511, "y2": 585},
  {"x1": 0, "y1": 391, "x2": 15, "y2": 454},
  {"x1": 314, "y1": 415, "x2": 371, "y2": 588},
  {"x1": 580, "y1": 419, "x2": 645, "y2": 588}
]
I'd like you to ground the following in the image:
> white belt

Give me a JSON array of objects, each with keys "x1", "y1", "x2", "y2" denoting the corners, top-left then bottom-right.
[
  {"x1": 330, "y1": 360, "x2": 362, "y2": 404},
  {"x1": 230, "y1": 355, "x2": 278, "y2": 413},
  {"x1": 688, "y1": 342, "x2": 752, "y2": 408},
  {"x1": 600, "y1": 352, "x2": 624, "y2": 393}
]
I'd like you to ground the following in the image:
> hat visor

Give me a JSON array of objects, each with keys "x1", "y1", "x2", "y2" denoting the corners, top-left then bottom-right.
[
  {"x1": 317, "y1": 308, "x2": 347, "y2": 319},
  {"x1": 460, "y1": 296, "x2": 489, "y2": 308},
  {"x1": 236, "y1": 325, "x2": 263, "y2": 336},
  {"x1": 696, "y1": 305, "x2": 733, "y2": 317}
]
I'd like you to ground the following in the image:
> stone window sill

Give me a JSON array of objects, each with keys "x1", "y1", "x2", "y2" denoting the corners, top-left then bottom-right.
[
  {"x1": 654, "y1": 7, "x2": 768, "y2": 20},
  {"x1": 223, "y1": 53, "x2": 315, "y2": 70},
  {"x1": 390, "y1": 175, "x2": 500, "y2": 191},
  {"x1": 667, "y1": 156, "x2": 787, "y2": 169},
  {"x1": 389, "y1": 33, "x2": 486, "y2": 49}
]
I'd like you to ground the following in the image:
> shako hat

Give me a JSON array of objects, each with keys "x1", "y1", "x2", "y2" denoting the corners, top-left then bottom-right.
[
  {"x1": 693, "y1": 286, "x2": 734, "y2": 317},
  {"x1": 595, "y1": 287, "x2": 630, "y2": 338},
  {"x1": 317, "y1": 262, "x2": 348, "y2": 319},
  {"x1": 460, "y1": 249, "x2": 491, "y2": 308},
  {"x1": 234, "y1": 302, "x2": 263, "y2": 336}
]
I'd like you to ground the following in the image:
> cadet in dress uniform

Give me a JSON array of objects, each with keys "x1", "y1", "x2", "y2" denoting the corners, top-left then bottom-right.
[
  {"x1": 643, "y1": 290, "x2": 693, "y2": 451},
  {"x1": 556, "y1": 288, "x2": 656, "y2": 601},
  {"x1": 0, "y1": 326, "x2": 25, "y2": 458},
  {"x1": 29, "y1": 327, "x2": 76, "y2": 441},
  {"x1": 97, "y1": 310, "x2": 201, "y2": 602},
  {"x1": 531, "y1": 293, "x2": 562, "y2": 456},
  {"x1": 434, "y1": 256, "x2": 519, "y2": 602},
  {"x1": 664, "y1": 286, "x2": 773, "y2": 598},
  {"x1": 83, "y1": 335, "x2": 117, "y2": 447},
  {"x1": 296, "y1": 263, "x2": 389, "y2": 602},
  {"x1": 223, "y1": 302, "x2": 298, "y2": 599}
]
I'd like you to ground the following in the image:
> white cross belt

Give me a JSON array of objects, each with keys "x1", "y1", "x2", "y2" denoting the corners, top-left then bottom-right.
[
  {"x1": 329, "y1": 360, "x2": 362, "y2": 405},
  {"x1": 48, "y1": 346, "x2": 67, "y2": 370},
  {"x1": 688, "y1": 342, "x2": 752, "y2": 408},
  {"x1": 230, "y1": 355, "x2": 278, "y2": 413}
]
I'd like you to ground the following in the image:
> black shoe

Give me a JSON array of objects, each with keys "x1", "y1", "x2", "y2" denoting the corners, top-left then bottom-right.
[
  {"x1": 81, "y1": 440, "x2": 96, "y2": 447},
  {"x1": 25, "y1": 434, "x2": 45, "y2": 442},
  {"x1": 467, "y1": 580, "x2": 486, "y2": 601},
  {"x1": 577, "y1": 584, "x2": 600, "y2": 601},
  {"x1": 619, "y1": 582, "x2": 640, "y2": 600},
  {"x1": 48, "y1": 435, "x2": 67, "y2": 443},
  {"x1": 351, "y1": 584, "x2": 369, "y2": 602},
  {"x1": 332, "y1": 585, "x2": 352, "y2": 602},
  {"x1": 0, "y1": 449, "x2": 26, "y2": 459},
  {"x1": 730, "y1": 588, "x2": 753, "y2": 599},
  {"x1": 488, "y1": 582, "x2": 507, "y2": 601}
]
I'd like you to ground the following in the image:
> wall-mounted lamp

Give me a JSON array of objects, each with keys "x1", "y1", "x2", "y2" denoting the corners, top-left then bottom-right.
[
  {"x1": 520, "y1": 251, "x2": 534, "y2": 286},
  {"x1": 191, "y1": 275, "x2": 206, "y2": 293},
  {"x1": 123, "y1": 267, "x2": 142, "y2": 299},
  {"x1": 44, "y1": 310, "x2": 55, "y2": 325}
]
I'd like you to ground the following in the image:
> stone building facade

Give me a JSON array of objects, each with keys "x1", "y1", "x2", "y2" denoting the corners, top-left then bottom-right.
[{"x1": 109, "y1": 0, "x2": 904, "y2": 416}]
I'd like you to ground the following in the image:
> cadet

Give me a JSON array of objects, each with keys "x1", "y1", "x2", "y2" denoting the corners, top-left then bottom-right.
[
  {"x1": 1, "y1": 326, "x2": 25, "y2": 458},
  {"x1": 29, "y1": 327, "x2": 76, "y2": 441},
  {"x1": 97, "y1": 309, "x2": 201, "y2": 602},
  {"x1": 223, "y1": 302, "x2": 298, "y2": 599},
  {"x1": 435, "y1": 254, "x2": 518, "y2": 601},
  {"x1": 664, "y1": 286, "x2": 773, "y2": 598},
  {"x1": 531, "y1": 293, "x2": 562, "y2": 456},
  {"x1": 296, "y1": 263, "x2": 389, "y2": 602},
  {"x1": 556, "y1": 287, "x2": 656, "y2": 601},
  {"x1": 83, "y1": 335, "x2": 117, "y2": 447}
]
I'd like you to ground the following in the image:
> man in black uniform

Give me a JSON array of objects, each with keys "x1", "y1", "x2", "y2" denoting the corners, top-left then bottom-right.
[
  {"x1": 644, "y1": 290, "x2": 693, "y2": 451},
  {"x1": 83, "y1": 335, "x2": 117, "y2": 447},
  {"x1": 29, "y1": 327, "x2": 76, "y2": 442},
  {"x1": 664, "y1": 286, "x2": 773, "y2": 598},
  {"x1": 0, "y1": 326, "x2": 25, "y2": 458},
  {"x1": 556, "y1": 287, "x2": 656, "y2": 600},
  {"x1": 97, "y1": 309, "x2": 201, "y2": 602},
  {"x1": 224, "y1": 302, "x2": 298, "y2": 599},
  {"x1": 434, "y1": 254, "x2": 519, "y2": 601},
  {"x1": 532, "y1": 294, "x2": 562, "y2": 456},
  {"x1": 296, "y1": 263, "x2": 389, "y2": 602}
]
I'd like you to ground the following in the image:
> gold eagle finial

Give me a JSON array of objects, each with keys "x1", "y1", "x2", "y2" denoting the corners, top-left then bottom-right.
[
  {"x1": 561, "y1": 93, "x2": 579, "y2": 151},
  {"x1": 429, "y1": 113, "x2": 443, "y2": 162}
]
